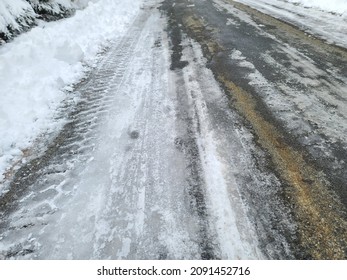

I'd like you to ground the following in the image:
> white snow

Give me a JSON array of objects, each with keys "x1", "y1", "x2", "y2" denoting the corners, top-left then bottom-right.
[
  {"x1": 234, "y1": 0, "x2": 347, "y2": 48},
  {"x1": 0, "y1": 0, "x2": 143, "y2": 183},
  {"x1": 286, "y1": 0, "x2": 347, "y2": 13},
  {"x1": 0, "y1": 7, "x2": 267, "y2": 258},
  {"x1": 0, "y1": 0, "x2": 93, "y2": 37},
  {"x1": 0, "y1": 0, "x2": 35, "y2": 36},
  {"x1": 27, "y1": 0, "x2": 97, "y2": 13}
]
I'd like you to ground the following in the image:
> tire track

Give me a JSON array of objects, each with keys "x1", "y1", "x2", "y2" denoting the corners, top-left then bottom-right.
[{"x1": 0, "y1": 11, "x2": 151, "y2": 259}]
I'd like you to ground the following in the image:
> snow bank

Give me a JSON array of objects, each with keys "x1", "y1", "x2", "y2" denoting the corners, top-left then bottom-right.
[
  {"x1": 235, "y1": 0, "x2": 347, "y2": 48},
  {"x1": 0, "y1": 0, "x2": 142, "y2": 181},
  {"x1": 27, "y1": 0, "x2": 94, "y2": 15},
  {"x1": 0, "y1": 0, "x2": 36, "y2": 39},
  {"x1": 0, "y1": 0, "x2": 97, "y2": 42},
  {"x1": 287, "y1": 0, "x2": 347, "y2": 14}
]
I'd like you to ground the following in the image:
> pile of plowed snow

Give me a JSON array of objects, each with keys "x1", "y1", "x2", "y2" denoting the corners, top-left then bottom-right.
[
  {"x1": 0, "y1": 0, "x2": 142, "y2": 183},
  {"x1": 287, "y1": 0, "x2": 347, "y2": 14},
  {"x1": 0, "y1": 0, "x2": 93, "y2": 42}
]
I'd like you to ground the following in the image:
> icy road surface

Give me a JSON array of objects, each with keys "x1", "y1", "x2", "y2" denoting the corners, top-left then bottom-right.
[
  {"x1": 0, "y1": 3, "x2": 265, "y2": 259},
  {"x1": 0, "y1": 0, "x2": 346, "y2": 259}
]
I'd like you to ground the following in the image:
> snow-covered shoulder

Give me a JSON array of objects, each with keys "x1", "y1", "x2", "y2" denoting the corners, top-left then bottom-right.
[
  {"x1": 0, "y1": 0, "x2": 143, "y2": 185},
  {"x1": 0, "y1": 0, "x2": 92, "y2": 42},
  {"x1": 234, "y1": 0, "x2": 347, "y2": 49}
]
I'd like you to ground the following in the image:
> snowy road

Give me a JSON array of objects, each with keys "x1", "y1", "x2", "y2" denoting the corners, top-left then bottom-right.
[
  {"x1": 0, "y1": 2, "x2": 264, "y2": 260},
  {"x1": 0, "y1": 0, "x2": 346, "y2": 259}
]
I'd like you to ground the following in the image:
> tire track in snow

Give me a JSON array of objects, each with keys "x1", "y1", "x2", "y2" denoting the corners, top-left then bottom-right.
[
  {"x1": 0, "y1": 5, "x2": 218, "y2": 260},
  {"x1": 0, "y1": 9, "x2": 154, "y2": 259}
]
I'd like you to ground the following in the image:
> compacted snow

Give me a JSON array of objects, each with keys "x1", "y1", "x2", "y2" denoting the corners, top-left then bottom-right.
[{"x1": 0, "y1": 0, "x2": 142, "y2": 182}]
